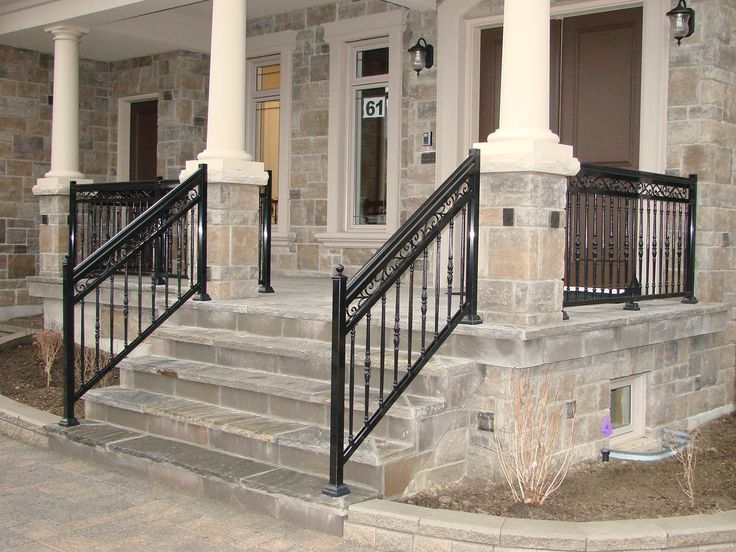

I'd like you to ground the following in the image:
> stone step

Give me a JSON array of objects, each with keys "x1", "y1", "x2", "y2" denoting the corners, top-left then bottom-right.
[
  {"x1": 46, "y1": 421, "x2": 376, "y2": 536},
  {"x1": 119, "y1": 355, "x2": 447, "y2": 442},
  {"x1": 83, "y1": 387, "x2": 423, "y2": 494},
  {"x1": 149, "y1": 325, "x2": 477, "y2": 398}
]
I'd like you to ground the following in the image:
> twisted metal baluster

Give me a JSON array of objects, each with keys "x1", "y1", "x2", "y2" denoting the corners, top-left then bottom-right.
[
  {"x1": 407, "y1": 263, "x2": 415, "y2": 371},
  {"x1": 575, "y1": 192, "x2": 581, "y2": 301},
  {"x1": 447, "y1": 219, "x2": 454, "y2": 324},
  {"x1": 349, "y1": 328, "x2": 356, "y2": 443},
  {"x1": 434, "y1": 235, "x2": 441, "y2": 339},
  {"x1": 676, "y1": 203, "x2": 683, "y2": 292},
  {"x1": 608, "y1": 194, "x2": 614, "y2": 296},
  {"x1": 592, "y1": 194, "x2": 599, "y2": 299},
  {"x1": 393, "y1": 279, "x2": 400, "y2": 389},
  {"x1": 379, "y1": 294, "x2": 386, "y2": 406},
  {"x1": 363, "y1": 311, "x2": 371, "y2": 424},
  {"x1": 420, "y1": 249, "x2": 428, "y2": 355},
  {"x1": 665, "y1": 202, "x2": 672, "y2": 293},
  {"x1": 459, "y1": 205, "x2": 467, "y2": 305}
]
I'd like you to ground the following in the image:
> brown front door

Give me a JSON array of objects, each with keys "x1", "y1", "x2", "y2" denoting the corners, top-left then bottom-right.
[
  {"x1": 130, "y1": 100, "x2": 158, "y2": 180},
  {"x1": 479, "y1": 7, "x2": 642, "y2": 169}
]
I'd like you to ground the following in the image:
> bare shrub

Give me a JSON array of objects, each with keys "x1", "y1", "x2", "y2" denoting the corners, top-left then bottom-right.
[
  {"x1": 74, "y1": 345, "x2": 115, "y2": 388},
  {"x1": 494, "y1": 375, "x2": 575, "y2": 505},
  {"x1": 32, "y1": 330, "x2": 62, "y2": 387},
  {"x1": 669, "y1": 432, "x2": 698, "y2": 507}
]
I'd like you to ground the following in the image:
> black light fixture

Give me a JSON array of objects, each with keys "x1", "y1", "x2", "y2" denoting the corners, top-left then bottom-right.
[
  {"x1": 408, "y1": 38, "x2": 434, "y2": 75},
  {"x1": 666, "y1": 0, "x2": 695, "y2": 46}
]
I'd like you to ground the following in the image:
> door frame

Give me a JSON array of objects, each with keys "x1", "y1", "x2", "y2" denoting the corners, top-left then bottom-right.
[
  {"x1": 436, "y1": 0, "x2": 670, "y2": 182},
  {"x1": 117, "y1": 92, "x2": 159, "y2": 182}
]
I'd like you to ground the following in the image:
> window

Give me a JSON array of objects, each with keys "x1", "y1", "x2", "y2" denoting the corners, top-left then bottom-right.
[
  {"x1": 609, "y1": 374, "x2": 645, "y2": 443},
  {"x1": 252, "y1": 58, "x2": 281, "y2": 224},
  {"x1": 318, "y1": 10, "x2": 405, "y2": 248},
  {"x1": 351, "y1": 45, "x2": 389, "y2": 226},
  {"x1": 246, "y1": 30, "x2": 297, "y2": 237}
]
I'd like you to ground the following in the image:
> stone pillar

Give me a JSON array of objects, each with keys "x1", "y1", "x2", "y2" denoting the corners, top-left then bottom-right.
[
  {"x1": 181, "y1": 0, "x2": 267, "y2": 300},
  {"x1": 33, "y1": 25, "x2": 91, "y2": 278},
  {"x1": 475, "y1": 0, "x2": 579, "y2": 326}
]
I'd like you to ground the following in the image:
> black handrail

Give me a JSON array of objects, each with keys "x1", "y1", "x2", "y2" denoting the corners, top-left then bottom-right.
[
  {"x1": 258, "y1": 170, "x2": 274, "y2": 293},
  {"x1": 60, "y1": 166, "x2": 210, "y2": 426},
  {"x1": 564, "y1": 164, "x2": 697, "y2": 310},
  {"x1": 323, "y1": 149, "x2": 482, "y2": 497}
]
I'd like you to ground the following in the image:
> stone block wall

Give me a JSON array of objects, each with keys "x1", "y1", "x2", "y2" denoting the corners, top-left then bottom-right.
[
  {"x1": 458, "y1": 303, "x2": 734, "y2": 483},
  {"x1": 247, "y1": 0, "x2": 439, "y2": 276},
  {"x1": 0, "y1": 46, "x2": 108, "y2": 316},
  {"x1": 110, "y1": 51, "x2": 208, "y2": 180}
]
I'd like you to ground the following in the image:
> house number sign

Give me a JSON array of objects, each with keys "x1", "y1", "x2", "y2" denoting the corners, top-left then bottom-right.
[{"x1": 362, "y1": 97, "x2": 386, "y2": 119}]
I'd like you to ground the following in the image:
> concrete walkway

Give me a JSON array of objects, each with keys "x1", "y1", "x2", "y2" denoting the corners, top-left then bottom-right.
[{"x1": 0, "y1": 436, "x2": 374, "y2": 551}]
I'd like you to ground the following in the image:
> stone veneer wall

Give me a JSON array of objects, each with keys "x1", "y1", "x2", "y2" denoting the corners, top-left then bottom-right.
[
  {"x1": 666, "y1": 0, "x2": 736, "y2": 319},
  {"x1": 247, "y1": 0, "x2": 439, "y2": 276},
  {"x1": 109, "y1": 51, "x2": 208, "y2": 180},
  {"x1": 402, "y1": 302, "x2": 734, "y2": 489},
  {"x1": 0, "y1": 45, "x2": 111, "y2": 317}
]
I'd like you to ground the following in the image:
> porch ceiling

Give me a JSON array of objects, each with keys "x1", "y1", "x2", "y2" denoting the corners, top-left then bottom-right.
[{"x1": 0, "y1": 0, "x2": 333, "y2": 61}]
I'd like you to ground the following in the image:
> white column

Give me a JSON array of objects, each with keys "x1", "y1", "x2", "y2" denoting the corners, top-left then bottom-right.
[
  {"x1": 197, "y1": 0, "x2": 252, "y2": 164},
  {"x1": 44, "y1": 25, "x2": 88, "y2": 179},
  {"x1": 475, "y1": 0, "x2": 578, "y2": 175}
]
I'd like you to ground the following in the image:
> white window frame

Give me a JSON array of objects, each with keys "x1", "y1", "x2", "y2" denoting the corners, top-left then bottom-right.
[
  {"x1": 435, "y1": 0, "x2": 670, "y2": 183},
  {"x1": 246, "y1": 30, "x2": 297, "y2": 241},
  {"x1": 347, "y1": 39, "x2": 390, "y2": 230},
  {"x1": 609, "y1": 373, "x2": 646, "y2": 445},
  {"x1": 317, "y1": 10, "x2": 406, "y2": 249}
]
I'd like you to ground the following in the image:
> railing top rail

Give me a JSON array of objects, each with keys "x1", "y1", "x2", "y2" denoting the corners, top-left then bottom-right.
[
  {"x1": 73, "y1": 168, "x2": 204, "y2": 281},
  {"x1": 72, "y1": 179, "x2": 180, "y2": 194},
  {"x1": 571, "y1": 164, "x2": 696, "y2": 202},
  {"x1": 346, "y1": 152, "x2": 477, "y2": 304}
]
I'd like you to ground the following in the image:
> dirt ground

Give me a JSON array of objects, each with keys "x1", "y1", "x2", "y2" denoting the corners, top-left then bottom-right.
[
  {"x1": 401, "y1": 412, "x2": 736, "y2": 521},
  {"x1": 1, "y1": 317, "x2": 734, "y2": 522},
  {"x1": 0, "y1": 316, "x2": 117, "y2": 419}
]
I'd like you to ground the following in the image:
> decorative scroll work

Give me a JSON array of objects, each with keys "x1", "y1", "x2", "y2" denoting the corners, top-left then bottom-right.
[
  {"x1": 569, "y1": 174, "x2": 690, "y2": 202},
  {"x1": 72, "y1": 191, "x2": 198, "y2": 300},
  {"x1": 345, "y1": 180, "x2": 471, "y2": 325}
]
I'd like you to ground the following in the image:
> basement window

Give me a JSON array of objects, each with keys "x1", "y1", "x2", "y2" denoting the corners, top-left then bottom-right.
[{"x1": 610, "y1": 374, "x2": 645, "y2": 444}]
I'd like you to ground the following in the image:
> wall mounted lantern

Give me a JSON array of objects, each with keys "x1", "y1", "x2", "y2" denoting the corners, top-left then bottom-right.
[
  {"x1": 408, "y1": 38, "x2": 434, "y2": 75},
  {"x1": 667, "y1": 0, "x2": 695, "y2": 46}
]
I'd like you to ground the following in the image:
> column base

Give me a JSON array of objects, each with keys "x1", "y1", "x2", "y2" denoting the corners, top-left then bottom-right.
[
  {"x1": 181, "y1": 158, "x2": 267, "y2": 185},
  {"x1": 474, "y1": 139, "x2": 579, "y2": 176},
  {"x1": 33, "y1": 176, "x2": 93, "y2": 196}
]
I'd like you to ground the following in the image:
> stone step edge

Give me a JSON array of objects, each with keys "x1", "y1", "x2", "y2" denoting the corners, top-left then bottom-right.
[
  {"x1": 120, "y1": 355, "x2": 447, "y2": 419},
  {"x1": 344, "y1": 499, "x2": 736, "y2": 551},
  {"x1": 45, "y1": 421, "x2": 377, "y2": 537},
  {"x1": 83, "y1": 386, "x2": 416, "y2": 466},
  {"x1": 152, "y1": 325, "x2": 475, "y2": 379}
]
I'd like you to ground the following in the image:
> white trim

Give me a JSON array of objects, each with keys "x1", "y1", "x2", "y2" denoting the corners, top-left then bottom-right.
[
  {"x1": 609, "y1": 373, "x2": 647, "y2": 446},
  {"x1": 116, "y1": 92, "x2": 159, "y2": 181},
  {"x1": 317, "y1": 10, "x2": 406, "y2": 247},
  {"x1": 246, "y1": 30, "x2": 297, "y2": 239},
  {"x1": 437, "y1": 0, "x2": 669, "y2": 182}
]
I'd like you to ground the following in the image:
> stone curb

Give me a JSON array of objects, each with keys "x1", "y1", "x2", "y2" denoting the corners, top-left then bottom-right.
[
  {"x1": 345, "y1": 499, "x2": 736, "y2": 551},
  {"x1": 0, "y1": 394, "x2": 58, "y2": 449}
]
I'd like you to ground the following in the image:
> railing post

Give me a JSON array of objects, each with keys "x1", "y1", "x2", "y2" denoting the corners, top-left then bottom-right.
[
  {"x1": 152, "y1": 176, "x2": 166, "y2": 285},
  {"x1": 461, "y1": 148, "x2": 482, "y2": 325},
  {"x1": 682, "y1": 174, "x2": 698, "y2": 304},
  {"x1": 259, "y1": 170, "x2": 274, "y2": 293},
  {"x1": 194, "y1": 164, "x2": 211, "y2": 301},
  {"x1": 323, "y1": 264, "x2": 350, "y2": 497},
  {"x1": 60, "y1": 181, "x2": 79, "y2": 426}
]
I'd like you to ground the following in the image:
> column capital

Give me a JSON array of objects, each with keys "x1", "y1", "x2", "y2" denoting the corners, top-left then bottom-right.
[{"x1": 45, "y1": 25, "x2": 89, "y2": 40}]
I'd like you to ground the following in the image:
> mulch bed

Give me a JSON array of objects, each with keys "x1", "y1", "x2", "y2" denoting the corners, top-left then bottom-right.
[{"x1": 400, "y1": 412, "x2": 736, "y2": 521}]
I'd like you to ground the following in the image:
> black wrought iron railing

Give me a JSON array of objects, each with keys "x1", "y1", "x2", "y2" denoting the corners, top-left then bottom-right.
[
  {"x1": 60, "y1": 166, "x2": 210, "y2": 426},
  {"x1": 564, "y1": 164, "x2": 697, "y2": 310},
  {"x1": 258, "y1": 170, "x2": 274, "y2": 294},
  {"x1": 324, "y1": 149, "x2": 482, "y2": 497}
]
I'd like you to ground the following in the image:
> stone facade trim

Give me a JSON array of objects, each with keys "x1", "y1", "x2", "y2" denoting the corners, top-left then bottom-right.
[{"x1": 345, "y1": 499, "x2": 736, "y2": 551}]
